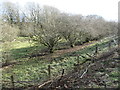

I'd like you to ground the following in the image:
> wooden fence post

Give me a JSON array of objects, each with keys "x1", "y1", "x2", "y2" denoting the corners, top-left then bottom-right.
[
  {"x1": 11, "y1": 75, "x2": 14, "y2": 90},
  {"x1": 77, "y1": 56, "x2": 80, "y2": 64},
  {"x1": 62, "y1": 69, "x2": 64, "y2": 76},
  {"x1": 74, "y1": 63, "x2": 78, "y2": 72},
  {"x1": 95, "y1": 44, "x2": 98, "y2": 55},
  {"x1": 108, "y1": 41, "x2": 111, "y2": 51},
  {"x1": 57, "y1": 69, "x2": 65, "y2": 83},
  {"x1": 48, "y1": 65, "x2": 51, "y2": 78}
]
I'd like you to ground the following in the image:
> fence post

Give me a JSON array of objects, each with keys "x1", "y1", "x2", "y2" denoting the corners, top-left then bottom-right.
[
  {"x1": 62, "y1": 69, "x2": 64, "y2": 76},
  {"x1": 108, "y1": 41, "x2": 111, "y2": 51},
  {"x1": 11, "y1": 75, "x2": 14, "y2": 90},
  {"x1": 74, "y1": 63, "x2": 77, "y2": 72},
  {"x1": 95, "y1": 44, "x2": 98, "y2": 55},
  {"x1": 48, "y1": 65, "x2": 51, "y2": 78},
  {"x1": 77, "y1": 55, "x2": 80, "y2": 64},
  {"x1": 57, "y1": 69, "x2": 65, "y2": 83}
]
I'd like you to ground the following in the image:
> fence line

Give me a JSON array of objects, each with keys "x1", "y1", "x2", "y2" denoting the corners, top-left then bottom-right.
[{"x1": 2, "y1": 37, "x2": 119, "y2": 89}]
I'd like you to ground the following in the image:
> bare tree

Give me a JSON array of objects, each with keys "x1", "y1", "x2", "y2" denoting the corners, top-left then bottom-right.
[
  {"x1": 57, "y1": 13, "x2": 83, "y2": 47},
  {"x1": 2, "y1": 2, "x2": 20, "y2": 25},
  {"x1": 30, "y1": 6, "x2": 61, "y2": 53},
  {"x1": 83, "y1": 15, "x2": 114, "y2": 40}
]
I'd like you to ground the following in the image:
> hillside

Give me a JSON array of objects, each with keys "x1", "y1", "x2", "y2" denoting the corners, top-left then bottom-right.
[{"x1": 35, "y1": 47, "x2": 120, "y2": 89}]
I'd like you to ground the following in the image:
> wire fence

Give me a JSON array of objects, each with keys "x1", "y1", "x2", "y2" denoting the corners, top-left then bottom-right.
[{"x1": 2, "y1": 36, "x2": 119, "y2": 89}]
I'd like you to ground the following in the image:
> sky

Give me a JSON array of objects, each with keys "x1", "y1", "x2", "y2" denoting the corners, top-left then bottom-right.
[{"x1": 0, "y1": 0, "x2": 119, "y2": 21}]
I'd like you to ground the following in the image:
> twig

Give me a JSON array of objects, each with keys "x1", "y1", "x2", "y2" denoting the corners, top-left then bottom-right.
[
  {"x1": 79, "y1": 55, "x2": 87, "y2": 59},
  {"x1": 39, "y1": 74, "x2": 65, "y2": 88},
  {"x1": 38, "y1": 80, "x2": 52, "y2": 88},
  {"x1": 80, "y1": 63, "x2": 94, "y2": 78},
  {"x1": 80, "y1": 68, "x2": 88, "y2": 78},
  {"x1": 86, "y1": 53, "x2": 94, "y2": 58}
]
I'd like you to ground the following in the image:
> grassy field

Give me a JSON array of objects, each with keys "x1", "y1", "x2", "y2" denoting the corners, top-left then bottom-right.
[{"x1": 2, "y1": 36, "x2": 118, "y2": 88}]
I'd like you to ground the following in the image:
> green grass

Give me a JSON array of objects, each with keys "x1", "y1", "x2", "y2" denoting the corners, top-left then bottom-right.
[
  {"x1": 11, "y1": 45, "x2": 45, "y2": 60},
  {"x1": 109, "y1": 71, "x2": 119, "y2": 77},
  {"x1": 2, "y1": 36, "x2": 118, "y2": 88},
  {"x1": 0, "y1": 37, "x2": 31, "y2": 50},
  {"x1": 12, "y1": 41, "x2": 31, "y2": 49},
  {"x1": 1, "y1": 37, "x2": 45, "y2": 60},
  {"x1": 63, "y1": 40, "x2": 111, "y2": 58},
  {"x1": 2, "y1": 56, "x2": 82, "y2": 87}
]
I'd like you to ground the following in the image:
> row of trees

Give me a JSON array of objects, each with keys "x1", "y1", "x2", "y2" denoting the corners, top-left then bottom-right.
[{"x1": 0, "y1": 2, "x2": 118, "y2": 53}]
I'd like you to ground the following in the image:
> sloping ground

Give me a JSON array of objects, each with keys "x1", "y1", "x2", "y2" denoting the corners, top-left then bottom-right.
[
  {"x1": 1, "y1": 37, "x2": 119, "y2": 90},
  {"x1": 2, "y1": 47, "x2": 119, "y2": 90},
  {"x1": 37, "y1": 47, "x2": 120, "y2": 89},
  {"x1": 1, "y1": 40, "x2": 96, "y2": 68},
  {"x1": 1, "y1": 36, "x2": 115, "y2": 68}
]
